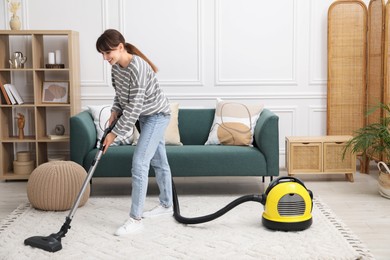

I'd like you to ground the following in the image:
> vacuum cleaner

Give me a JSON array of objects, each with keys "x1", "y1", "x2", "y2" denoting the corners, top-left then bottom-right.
[
  {"x1": 24, "y1": 120, "x2": 313, "y2": 253},
  {"x1": 172, "y1": 176, "x2": 313, "y2": 231}
]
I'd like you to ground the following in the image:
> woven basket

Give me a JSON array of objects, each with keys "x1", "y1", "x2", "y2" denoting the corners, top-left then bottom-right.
[
  {"x1": 367, "y1": 0, "x2": 385, "y2": 125},
  {"x1": 377, "y1": 161, "x2": 390, "y2": 199},
  {"x1": 327, "y1": 0, "x2": 367, "y2": 135}
]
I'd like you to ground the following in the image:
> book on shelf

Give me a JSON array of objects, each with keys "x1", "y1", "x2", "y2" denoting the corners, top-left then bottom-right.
[
  {"x1": 48, "y1": 134, "x2": 70, "y2": 140},
  {"x1": 0, "y1": 82, "x2": 11, "y2": 105},
  {"x1": 4, "y1": 84, "x2": 24, "y2": 104},
  {"x1": 3, "y1": 84, "x2": 16, "y2": 104}
]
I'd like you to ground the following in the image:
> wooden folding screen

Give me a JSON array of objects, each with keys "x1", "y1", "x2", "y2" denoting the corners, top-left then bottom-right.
[
  {"x1": 327, "y1": 0, "x2": 367, "y2": 136},
  {"x1": 384, "y1": 2, "x2": 390, "y2": 114},
  {"x1": 378, "y1": 0, "x2": 390, "y2": 165},
  {"x1": 367, "y1": 0, "x2": 385, "y2": 127}
]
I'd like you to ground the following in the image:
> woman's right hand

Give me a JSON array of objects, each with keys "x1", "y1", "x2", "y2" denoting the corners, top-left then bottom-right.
[
  {"x1": 108, "y1": 112, "x2": 118, "y2": 127},
  {"x1": 103, "y1": 132, "x2": 117, "y2": 154}
]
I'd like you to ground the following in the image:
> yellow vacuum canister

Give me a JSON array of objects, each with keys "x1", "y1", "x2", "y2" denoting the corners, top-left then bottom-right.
[{"x1": 262, "y1": 177, "x2": 313, "y2": 231}]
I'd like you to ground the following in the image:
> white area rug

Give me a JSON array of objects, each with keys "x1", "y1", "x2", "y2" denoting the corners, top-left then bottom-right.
[{"x1": 0, "y1": 196, "x2": 374, "y2": 260}]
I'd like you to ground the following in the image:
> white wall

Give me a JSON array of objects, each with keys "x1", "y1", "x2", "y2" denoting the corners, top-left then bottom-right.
[{"x1": 1, "y1": 0, "x2": 371, "y2": 168}]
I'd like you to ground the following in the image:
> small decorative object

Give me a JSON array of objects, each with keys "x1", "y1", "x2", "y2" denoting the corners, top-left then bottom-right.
[
  {"x1": 48, "y1": 52, "x2": 55, "y2": 64},
  {"x1": 45, "y1": 50, "x2": 65, "y2": 68},
  {"x1": 55, "y1": 124, "x2": 65, "y2": 135},
  {"x1": 13, "y1": 151, "x2": 34, "y2": 175},
  {"x1": 8, "y1": 0, "x2": 21, "y2": 30},
  {"x1": 17, "y1": 113, "x2": 25, "y2": 139},
  {"x1": 55, "y1": 50, "x2": 62, "y2": 64},
  {"x1": 42, "y1": 81, "x2": 69, "y2": 103},
  {"x1": 9, "y1": 51, "x2": 27, "y2": 69}
]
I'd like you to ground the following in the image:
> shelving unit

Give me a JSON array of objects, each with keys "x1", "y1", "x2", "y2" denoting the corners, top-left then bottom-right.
[{"x1": 0, "y1": 30, "x2": 81, "y2": 180}]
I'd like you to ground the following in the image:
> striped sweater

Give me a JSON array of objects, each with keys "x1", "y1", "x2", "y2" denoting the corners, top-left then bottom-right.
[{"x1": 110, "y1": 55, "x2": 170, "y2": 137}]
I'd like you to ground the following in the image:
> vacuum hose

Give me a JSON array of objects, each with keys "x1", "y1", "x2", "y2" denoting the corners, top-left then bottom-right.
[{"x1": 172, "y1": 180, "x2": 265, "y2": 225}]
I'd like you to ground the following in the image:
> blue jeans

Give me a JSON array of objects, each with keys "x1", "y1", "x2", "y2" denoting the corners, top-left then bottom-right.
[{"x1": 130, "y1": 113, "x2": 172, "y2": 219}]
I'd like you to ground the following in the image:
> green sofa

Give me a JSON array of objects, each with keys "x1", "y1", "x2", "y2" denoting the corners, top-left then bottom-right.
[{"x1": 70, "y1": 108, "x2": 279, "y2": 180}]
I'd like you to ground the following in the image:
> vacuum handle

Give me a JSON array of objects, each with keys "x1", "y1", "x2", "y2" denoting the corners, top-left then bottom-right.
[
  {"x1": 98, "y1": 117, "x2": 119, "y2": 151},
  {"x1": 265, "y1": 176, "x2": 306, "y2": 195}
]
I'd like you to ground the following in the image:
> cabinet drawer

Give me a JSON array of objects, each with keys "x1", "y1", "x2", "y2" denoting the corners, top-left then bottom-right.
[
  {"x1": 323, "y1": 142, "x2": 354, "y2": 172},
  {"x1": 289, "y1": 142, "x2": 322, "y2": 173}
]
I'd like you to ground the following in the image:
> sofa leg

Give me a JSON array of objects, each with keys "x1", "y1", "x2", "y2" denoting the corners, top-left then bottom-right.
[
  {"x1": 89, "y1": 179, "x2": 93, "y2": 193},
  {"x1": 263, "y1": 176, "x2": 274, "y2": 183}
]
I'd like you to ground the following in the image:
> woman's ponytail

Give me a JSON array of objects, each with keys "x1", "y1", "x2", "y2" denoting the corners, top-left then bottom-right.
[{"x1": 125, "y1": 43, "x2": 158, "y2": 73}]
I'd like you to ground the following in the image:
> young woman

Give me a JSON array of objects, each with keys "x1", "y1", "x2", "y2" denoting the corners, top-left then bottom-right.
[{"x1": 96, "y1": 29, "x2": 173, "y2": 236}]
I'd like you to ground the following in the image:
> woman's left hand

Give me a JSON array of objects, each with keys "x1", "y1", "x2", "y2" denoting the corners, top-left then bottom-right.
[{"x1": 103, "y1": 132, "x2": 117, "y2": 154}]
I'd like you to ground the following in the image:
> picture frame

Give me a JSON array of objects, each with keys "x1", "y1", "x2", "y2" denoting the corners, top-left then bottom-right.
[{"x1": 42, "y1": 81, "x2": 69, "y2": 103}]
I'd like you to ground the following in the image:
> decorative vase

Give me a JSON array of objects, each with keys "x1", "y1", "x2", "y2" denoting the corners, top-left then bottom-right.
[{"x1": 10, "y1": 15, "x2": 21, "y2": 30}]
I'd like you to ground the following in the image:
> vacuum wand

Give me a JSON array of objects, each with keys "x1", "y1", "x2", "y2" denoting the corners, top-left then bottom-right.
[{"x1": 24, "y1": 118, "x2": 118, "y2": 253}]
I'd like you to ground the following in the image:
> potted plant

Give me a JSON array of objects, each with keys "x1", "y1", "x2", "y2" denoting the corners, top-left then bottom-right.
[{"x1": 343, "y1": 103, "x2": 390, "y2": 198}]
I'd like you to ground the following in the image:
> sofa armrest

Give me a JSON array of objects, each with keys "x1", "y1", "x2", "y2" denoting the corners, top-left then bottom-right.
[
  {"x1": 254, "y1": 109, "x2": 279, "y2": 176},
  {"x1": 70, "y1": 110, "x2": 97, "y2": 165}
]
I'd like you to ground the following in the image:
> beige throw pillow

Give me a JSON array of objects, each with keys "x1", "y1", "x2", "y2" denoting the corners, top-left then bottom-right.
[
  {"x1": 205, "y1": 99, "x2": 264, "y2": 146},
  {"x1": 165, "y1": 103, "x2": 183, "y2": 145},
  {"x1": 132, "y1": 102, "x2": 183, "y2": 146}
]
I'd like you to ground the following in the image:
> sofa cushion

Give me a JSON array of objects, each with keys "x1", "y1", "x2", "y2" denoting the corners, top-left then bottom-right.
[
  {"x1": 205, "y1": 100, "x2": 263, "y2": 146},
  {"x1": 178, "y1": 109, "x2": 215, "y2": 145},
  {"x1": 166, "y1": 145, "x2": 267, "y2": 176},
  {"x1": 83, "y1": 145, "x2": 266, "y2": 177}
]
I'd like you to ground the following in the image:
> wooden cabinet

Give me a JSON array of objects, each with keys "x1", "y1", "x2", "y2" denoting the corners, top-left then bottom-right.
[
  {"x1": 0, "y1": 30, "x2": 81, "y2": 180},
  {"x1": 286, "y1": 136, "x2": 356, "y2": 182}
]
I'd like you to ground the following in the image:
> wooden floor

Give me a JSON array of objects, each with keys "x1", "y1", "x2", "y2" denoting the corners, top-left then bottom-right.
[{"x1": 1, "y1": 169, "x2": 389, "y2": 259}]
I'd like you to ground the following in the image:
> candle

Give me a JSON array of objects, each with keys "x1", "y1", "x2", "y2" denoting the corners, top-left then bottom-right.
[
  {"x1": 48, "y1": 52, "x2": 55, "y2": 64},
  {"x1": 55, "y1": 50, "x2": 62, "y2": 64}
]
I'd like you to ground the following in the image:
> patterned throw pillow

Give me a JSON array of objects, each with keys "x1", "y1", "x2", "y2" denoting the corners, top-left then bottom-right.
[
  {"x1": 87, "y1": 105, "x2": 135, "y2": 148},
  {"x1": 205, "y1": 99, "x2": 264, "y2": 146}
]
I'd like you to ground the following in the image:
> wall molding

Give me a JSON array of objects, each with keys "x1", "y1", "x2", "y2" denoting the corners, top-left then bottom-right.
[
  {"x1": 309, "y1": 0, "x2": 327, "y2": 86},
  {"x1": 268, "y1": 106, "x2": 297, "y2": 154},
  {"x1": 160, "y1": 0, "x2": 204, "y2": 86},
  {"x1": 308, "y1": 105, "x2": 326, "y2": 135},
  {"x1": 81, "y1": 0, "x2": 110, "y2": 87},
  {"x1": 214, "y1": 0, "x2": 298, "y2": 86},
  {"x1": 80, "y1": 92, "x2": 326, "y2": 101},
  {"x1": 119, "y1": 0, "x2": 204, "y2": 87}
]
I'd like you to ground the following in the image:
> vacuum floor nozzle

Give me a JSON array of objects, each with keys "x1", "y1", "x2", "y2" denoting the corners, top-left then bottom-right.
[{"x1": 24, "y1": 234, "x2": 62, "y2": 252}]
